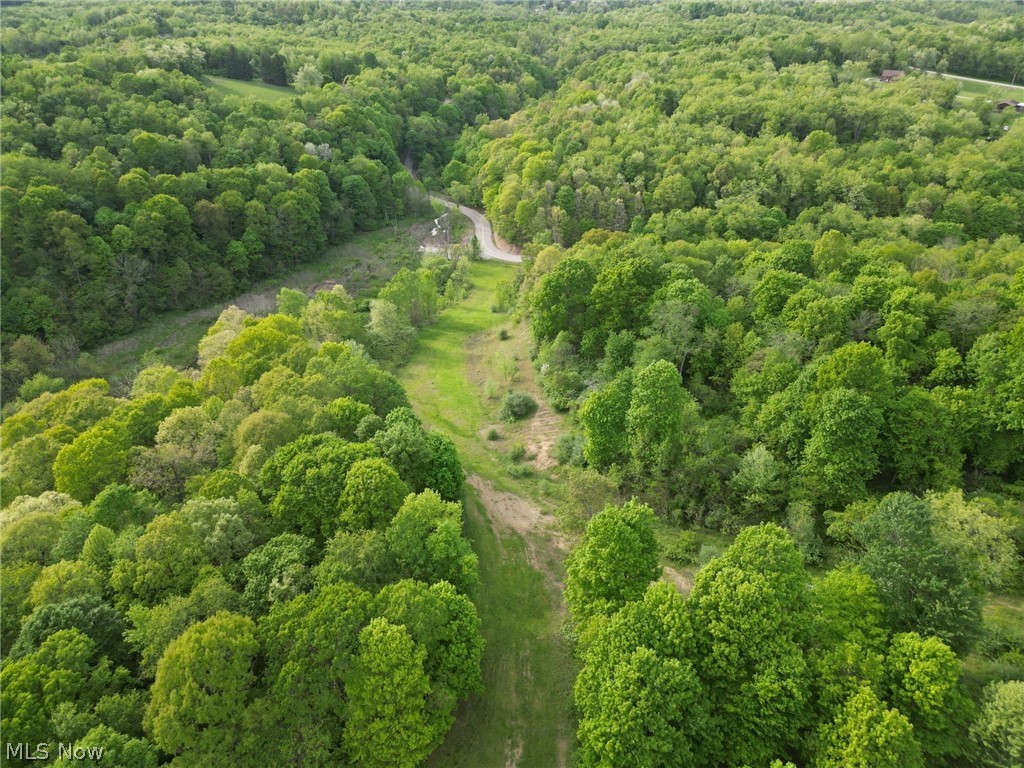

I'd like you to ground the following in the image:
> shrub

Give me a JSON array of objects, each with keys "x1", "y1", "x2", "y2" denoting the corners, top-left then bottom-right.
[
  {"x1": 486, "y1": 428, "x2": 501, "y2": 441},
  {"x1": 498, "y1": 328, "x2": 510, "y2": 341},
  {"x1": 500, "y1": 391, "x2": 537, "y2": 422},
  {"x1": 666, "y1": 530, "x2": 700, "y2": 566},
  {"x1": 507, "y1": 443, "x2": 527, "y2": 463},
  {"x1": 554, "y1": 434, "x2": 585, "y2": 466}
]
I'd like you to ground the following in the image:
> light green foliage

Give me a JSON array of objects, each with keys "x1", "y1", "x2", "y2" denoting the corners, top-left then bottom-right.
[
  {"x1": 566, "y1": 500, "x2": 660, "y2": 625},
  {"x1": 731, "y1": 443, "x2": 788, "y2": 521},
  {"x1": 266, "y1": 434, "x2": 377, "y2": 540},
  {"x1": 275, "y1": 287, "x2": 308, "y2": 317},
  {"x1": 367, "y1": 299, "x2": 416, "y2": 360},
  {"x1": 125, "y1": 572, "x2": 240, "y2": 678},
  {"x1": 112, "y1": 514, "x2": 207, "y2": 607},
  {"x1": 316, "y1": 529, "x2": 396, "y2": 592},
  {"x1": 302, "y1": 287, "x2": 363, "y2": 343},
  {"x1": 927, "y1": 489, "x2": 1018, "y2": 591},
  {"x1": 423, "y1": 431, "x2": 464, "y2": 502},
  {"x1": 371, "y1": 417, "x2": 433, "y2": 492},
  {"x1": 375, "y1": 579, "x2": 484, "y2": 702},
  {"x1": 54, "y1": 422, "x2": 131, "y2": 502},
  {"x1": 530, "y1": 257, "x2": 597, "y2": 344},
  {"x1": 816, "y1": 686, "x2": 923, "y2": 768},
  {"x1": 145, "y1": 612, "x2": 258, "y2": 766},
  {"x1": 378, "y1": 267, "x2": 439, "y2": 328},
  {"x1": 578, "y1": 372, "x2": 632, "y2": 469},
  {"x1": 971, "y1": 681, "x2": 1024, "y2": 768},
  {"x1": 177, "y1": 497, "x2": 257, "y2": 567},
  {"x1": 883, "y1": 632, "x2": 974, "y2": 765},
  {"x1": 89, "y1": 484, "x2": 158, "y2": 531},
  {"x1": 575, "y1": 583, "x2": 708, "y2": 768},
  {"x1": 386, "y1": 490, "x2": 479, "y2": 595},
  {"x1": 0, "y1": 492, "x2": 77, "y2": 564},
  {"x1": 340, "y1": 457, "x2": 409, "y2": 531},
  {"x1": 80, "y1": 524, "x2": 117, "y2": 573},
  {"x1": 689, "y1": 523, "x2": 811, "y2": 767},
  {"x1": 800, "y1": 387, "x2": 883, "y2": 508},
  {"x1": 626, "y1": 360, "x2": 693, "y2": 474},
  {"x1": 1, "y1": 629, "x2": 113, "y2": 752},
  {"x1": 325, "y1": 396, "x2": 374, "y2": 440},
  {"x1": 343, "y1": 618, "x2": 437, "y2": 768},
  {"x1": 258, "y1": 582, "x2": 371, "y2": 764},
  {"x1": 54, "y1": 725, "x2": 157, "y2": 768},
  {"x1": 30, "y1": 560, "x2": 104, "y2": 609},
  {"x1": 855, "y1": 492, "x2": 983, "y2": 654}
]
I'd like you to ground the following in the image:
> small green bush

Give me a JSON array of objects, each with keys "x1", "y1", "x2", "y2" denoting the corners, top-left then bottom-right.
[
  {"x1": 666, "y1": 530, "x2": 700, "y2": 566},
  {"x1": 486, "y1": 428, "x2": 501, "y2": 441},
  {"x1": 507, "y1": 442, "x2": 527, "y2": 463},
  {"x1": 505, "y1": 462, "x2": 533, "y2": 479},
  {"x1": 554, "y1": 434, "x2": 584, "y2": 466},
  {"x1": 500, "y1": 391, "x2": 537, "y2": 421},
  {"x1": 498, "y1": 328, "x2": 511, "y2": 341}
]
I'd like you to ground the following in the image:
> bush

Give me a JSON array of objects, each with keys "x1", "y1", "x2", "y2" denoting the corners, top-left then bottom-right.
[
  {"x1": 498, "y1": 328, "x2": 510, "y2": 341},
  {"x1": 505, "y1": 462, "x2": 533, "y2": 479},
  {"x1": 554, "y1": 434, "x2": 584, "y2": 466},
  {"x1": 696, "y1": 544, "x2": 722, "y2": 568},
  {"x1": 666, "y1": 530, "x2": 700, "y2": 566},
  {"x1": 507, "y1": 443, "x2": 527, "y2": 463},
  {"x1": 486, "y1": 428, "x2": 501, "y2": 441},
  {"x1": 500, "y1": 391, "x2": 537, "y2": 422}
]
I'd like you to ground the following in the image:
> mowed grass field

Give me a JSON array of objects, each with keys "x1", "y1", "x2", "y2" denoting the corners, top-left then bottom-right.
[
  {"x1": 204, "y1": 75, "x2": 297, "y2": 103},
  {"x1": 943, "y1": 74, "x2": 1024, "y2": 104}
]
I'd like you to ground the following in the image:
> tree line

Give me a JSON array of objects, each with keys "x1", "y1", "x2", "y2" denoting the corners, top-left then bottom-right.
[{"x1": 1, "y1": 284, "x2": 481, "y2": 767}]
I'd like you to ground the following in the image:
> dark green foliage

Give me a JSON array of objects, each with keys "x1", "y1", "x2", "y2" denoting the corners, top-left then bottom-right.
[
  {"x1": 855, "y1": 493, "x2": 983, "y2": 654},
  {"x1": 499, "y1": 390, "x2": 538, "y2": 422},
  {"x1": 12, "y1": 596, "x2": 127, "y2": 665}
]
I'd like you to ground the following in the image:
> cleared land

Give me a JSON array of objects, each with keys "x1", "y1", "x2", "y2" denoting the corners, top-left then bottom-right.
[
  {"x1": 204, "y1": 74, "x2": 297, "y2": 103},
  {"x1": 399, "y1": 260, "x2": 575, "y2": 768}
]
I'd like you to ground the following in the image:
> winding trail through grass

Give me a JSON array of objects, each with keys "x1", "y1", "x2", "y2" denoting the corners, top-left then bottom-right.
[{"x1": 398, "y1": 260, "x2": 575, "y2": 768}]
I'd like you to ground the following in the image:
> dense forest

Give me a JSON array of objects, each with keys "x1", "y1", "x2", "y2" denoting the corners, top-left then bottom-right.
[{"x1": 2, "y1": 1, "x2": 1024, "y2": 767}]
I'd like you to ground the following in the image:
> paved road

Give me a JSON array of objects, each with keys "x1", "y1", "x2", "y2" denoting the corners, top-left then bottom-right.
[
  {"x1": 429, "y1": 194, "x2": 522, "y2": 263},
  {"x1": 916, "y1": 68, "x2": 1024, "y2": 92}
]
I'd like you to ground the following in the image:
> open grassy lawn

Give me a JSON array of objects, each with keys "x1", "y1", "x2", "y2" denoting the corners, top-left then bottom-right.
[
  {"x1": 204, "y1": 75, "x2": 297, "y2": 103},
  {"x1": 953, "y1": 77, "x2": 1024, "y2": 101},
  {"x1": 92, "y1": 222, "x2": 425, "y2": 390}
]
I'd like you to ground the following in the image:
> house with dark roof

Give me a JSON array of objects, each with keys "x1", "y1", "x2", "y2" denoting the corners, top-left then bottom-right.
[
  {"x1": 880, "y1": 69, "x2": 905, "y2": 82},
  {"x1": 995, "y1": 100, "x2": 1023, "y2": 113}
]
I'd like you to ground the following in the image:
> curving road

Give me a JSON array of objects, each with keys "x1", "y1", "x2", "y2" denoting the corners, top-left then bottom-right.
[{"x1": 428, "y1": 194, "x2": 522, "y2": 263}]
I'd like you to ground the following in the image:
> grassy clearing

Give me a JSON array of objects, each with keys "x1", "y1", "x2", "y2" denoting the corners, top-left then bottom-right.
[
  {"x1": 92, "y1": 222, "x2": 425, "y2": 389},
  {"x1": 399, "y1": 260, "x2": 576, "y2": 767},
  {"x1": 399, "y1": 260, "x2": 562, "y2": 502},
  {"x1": 427, "y1": 486, "x2": 575, "y2": 768},
  {"x1": 204, "y1": 75, "x2": 296, "y2": 103}
]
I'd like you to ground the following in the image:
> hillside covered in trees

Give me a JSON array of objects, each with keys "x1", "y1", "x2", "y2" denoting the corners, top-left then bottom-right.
[{"x1": 2, "y1": 1, "x2": 1024, "y2": 767}]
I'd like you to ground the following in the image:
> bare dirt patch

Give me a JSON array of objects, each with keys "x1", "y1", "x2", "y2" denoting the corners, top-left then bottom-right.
[
  {"x1": 468, "y1": 475, "x2": 544, "y2": 539},
  {"x1": 664, "y1": 566, "x2": 694, "y2": 595}
]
